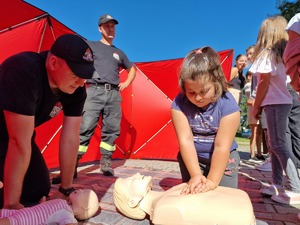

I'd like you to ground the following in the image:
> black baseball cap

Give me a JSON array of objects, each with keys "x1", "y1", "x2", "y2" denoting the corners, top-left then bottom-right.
[
  {"x1": 50, "y1": 34, "x2": 95, "y2": 79},
  {"x1": 98, "y1": 14, "x2": 119, "y2": 26}
]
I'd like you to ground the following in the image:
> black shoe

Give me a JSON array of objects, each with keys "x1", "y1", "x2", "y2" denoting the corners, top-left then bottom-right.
[
  {"x1": 256, "y1": 154, "x2": 266, "y2": 161},
  {"x1": 52, "y1": 155, "x2": 81, "y2": 184},
  {"x1": 52, "y1": 171, "x2": 77, "y2": 185},
  {"x1": 52, "y1": 175, "x2": 62, "y2": 185},
  {"x1": 100, "y1": 167, "x2": 114, "y2": 176},
  {"x1": 248, "y1": 156, "x2": 263, "y2": 163},
  {"x1": 100, "y1": 155, "x2": 114, "y2": 176}
]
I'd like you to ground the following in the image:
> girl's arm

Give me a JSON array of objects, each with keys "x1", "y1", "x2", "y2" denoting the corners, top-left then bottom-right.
[
  {"x1": 171, "y1": 109, "x2": 206, "y2": 194},
  {"x1": 252, "y1": 73, "x2": 270, "y2": 119},
  {"x1": 207, "y1": 111, "x2": 240, "y2": 187}
]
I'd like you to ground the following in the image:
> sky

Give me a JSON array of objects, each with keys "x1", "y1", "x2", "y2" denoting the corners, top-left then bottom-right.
[{"x1": 26, "y1": 0, "x2": 280, "y2": 63}]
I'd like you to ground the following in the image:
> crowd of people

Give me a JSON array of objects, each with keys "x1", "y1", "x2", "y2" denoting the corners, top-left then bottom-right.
[
  {"x1": 235, "y1": 14, "x2": 300, "y2": 206},
  {"x1": 0, "y1": 10, "x2": 300, "y2": 224}
]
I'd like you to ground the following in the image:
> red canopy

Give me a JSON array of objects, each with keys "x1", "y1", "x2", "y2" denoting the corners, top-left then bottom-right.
[
  {"x1": 78, "y1": 50, "x2": 234, "y2": 164},
  {"x1": 0, "y1": 0, "x2": 234, "y2": 168},
  {"x1": 0, "y1": 0, "x2": 77, "y2": 64}
]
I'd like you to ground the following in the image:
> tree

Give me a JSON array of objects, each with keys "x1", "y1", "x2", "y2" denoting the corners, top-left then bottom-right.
[{"x1": 276, "y1": 0, "x2": 300, "y2": 21}]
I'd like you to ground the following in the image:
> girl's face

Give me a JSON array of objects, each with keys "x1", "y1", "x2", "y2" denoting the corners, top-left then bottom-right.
[{"x1": 184, "y1": 78, "x2": 215, "y2": 108}]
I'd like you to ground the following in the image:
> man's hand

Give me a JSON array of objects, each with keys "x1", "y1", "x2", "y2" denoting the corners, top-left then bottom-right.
[
  {"x1": 48, "y1": 190, "x2": 68, "y2": 201},
  {"x1": 246, "y1": 98, "x2": 254, "y2": 106},
  {"x1": 252, "y1": 106, "x2": 262, "y2": 120},
  {"x1": 4, "y1": 202, "x2": 24, "y2": 210},
  {"x1": 118, "y1": 82, "x2": 129, "y2": 91}
]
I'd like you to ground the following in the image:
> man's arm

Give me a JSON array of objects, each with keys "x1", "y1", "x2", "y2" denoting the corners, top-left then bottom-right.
[
  {"x1": 3, "y1": 111, "x2": 34, "y2": 209},
  {"x1": 53, "y1": 116, "x2": 82, "y2": 198},
  {"x1": 119, "y1": 66, "x2": 136, "y2": 91},
  {"x1": 0, "y1": 217, "x2": 10, "y2": 225}
]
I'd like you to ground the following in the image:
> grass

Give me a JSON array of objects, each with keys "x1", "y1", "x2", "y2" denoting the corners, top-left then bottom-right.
[
  {"x1": 235, "y1": 136, "x2": 249, "y2": 144},
  {"x1": 235, "y1": 136, "x2": 250, "y2": 151}
]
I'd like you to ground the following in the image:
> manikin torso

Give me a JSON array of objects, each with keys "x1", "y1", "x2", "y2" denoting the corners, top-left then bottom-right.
[{"x1": 140, "y1": 183, "x2": 256, "y2": 225}]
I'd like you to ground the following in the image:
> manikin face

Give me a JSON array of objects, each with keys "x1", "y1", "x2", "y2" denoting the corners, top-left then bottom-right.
[
  {"x1": 99, "y1": 21, "x2": 116, "y2": 40},
  {"x1": 124, "y1": 173, "x2": 153, "y2": 199},
  {"x1": 69, "y1": 189, "x2": 99, "y2": 217},
  {"x1": 184, "y1": 78, "x2": 215, "y2": 108},
  {"x1": 50, "y1": 56, "x2": 86, "y2": 94}
]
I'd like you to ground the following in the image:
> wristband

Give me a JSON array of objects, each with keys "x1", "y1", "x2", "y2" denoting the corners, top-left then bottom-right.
[{"x1": 59, "y1": 186, "x2": 75, "y2": 197}]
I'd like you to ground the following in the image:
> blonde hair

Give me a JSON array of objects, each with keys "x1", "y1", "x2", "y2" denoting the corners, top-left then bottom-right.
[
  {"x1": 113, "y1": 178, "x2": 146, "y2": 220},
  {"x1": 252, "y1": 15, "x2": 288, "y2": 63},
  {"x1": 179, "y1": 46, "x2": 228, "y2": 102}
]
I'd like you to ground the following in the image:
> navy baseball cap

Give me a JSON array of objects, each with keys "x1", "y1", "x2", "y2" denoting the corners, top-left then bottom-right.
[
  {"x1": 50, "y1": 34, "x2": 95, "y2": 79},
  {"x1": 98, "y1": 14, "x2": 119, "y2": 26}
]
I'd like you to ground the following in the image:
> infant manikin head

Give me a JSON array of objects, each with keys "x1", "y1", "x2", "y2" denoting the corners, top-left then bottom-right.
[
  {"x1": 113, "y1": 173, "x2": 152, "y2": 219},
  {"x1": 69, "y1": 189, "x2": 99, "y2": 220}
]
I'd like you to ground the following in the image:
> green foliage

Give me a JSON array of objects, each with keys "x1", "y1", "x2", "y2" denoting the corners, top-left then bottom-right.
[
  {"x1": 237, "y1": 94, "x2": 249, "y2": 136},
  {"x1": 276, "y1": 0, "x2": 300, "y2": 21},
  {"x1": 235, "y1": 136, "x2": 250, "y2": 144}
]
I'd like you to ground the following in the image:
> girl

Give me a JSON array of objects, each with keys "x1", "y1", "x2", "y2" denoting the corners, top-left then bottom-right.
[
  {"x1": 171, "y1": 46, "x2": 240, "y2": 194},
  {"x1": 250, "y1": 15, "x2": 300, "y2": 205}
]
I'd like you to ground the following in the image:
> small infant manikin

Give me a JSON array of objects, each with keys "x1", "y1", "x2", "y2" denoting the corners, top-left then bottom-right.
[{"x1": 0, "y1": 186, "x2": 99, "y2": 225}]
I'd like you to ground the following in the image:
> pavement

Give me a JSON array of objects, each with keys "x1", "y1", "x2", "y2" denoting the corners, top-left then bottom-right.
[{"x1": 49, "y1": 142, "x2": 300, "y2": 225}]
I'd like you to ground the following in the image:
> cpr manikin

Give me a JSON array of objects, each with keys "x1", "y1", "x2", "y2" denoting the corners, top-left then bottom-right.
[
  {"x1": 0, "y1": 182, "x2": 99, "y2": 225},
  {"x1": 113, "y1": 173, "x2": 256, "y2": 225}
]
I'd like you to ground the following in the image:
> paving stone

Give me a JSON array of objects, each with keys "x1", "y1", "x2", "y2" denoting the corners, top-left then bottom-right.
[{"x1": 50, "y1": 147, "x2": 300, "y2": 225}]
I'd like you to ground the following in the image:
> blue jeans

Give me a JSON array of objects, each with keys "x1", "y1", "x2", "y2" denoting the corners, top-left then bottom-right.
[{"x1": 264, "y1": 104, "x2": 300, "y2": 192}]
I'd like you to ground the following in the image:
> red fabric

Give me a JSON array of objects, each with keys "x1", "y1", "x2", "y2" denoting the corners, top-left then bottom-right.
[
  {"x1": 219, "y1": 49, "x2": 234, "y2": 81},
  {"x1": 0, "y1": 0, "x2": 76, "y2": 64},
  {"x1": 80, "y1": 50, "x2": 234, "y2": 165},
  {"x1": 0, "y1": 1, "x2": 234, "y2": 168}
]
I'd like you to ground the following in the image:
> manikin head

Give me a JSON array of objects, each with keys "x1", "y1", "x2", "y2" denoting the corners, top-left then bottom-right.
[
  {"x1": 113, "y1": 173, "x2": 152, "y2": 219},
  {"x1": 68, "y1": 189, "x2": 99, "y2": 220}
]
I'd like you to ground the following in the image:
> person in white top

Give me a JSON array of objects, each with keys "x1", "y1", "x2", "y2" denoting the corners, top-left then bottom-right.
[{"x1": 250, "y1": 15, "x2": 300, "y2": 205}]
